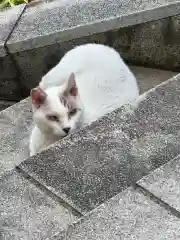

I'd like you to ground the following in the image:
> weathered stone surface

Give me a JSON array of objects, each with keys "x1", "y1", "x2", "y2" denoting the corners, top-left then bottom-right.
[
  {"x1": 21, "y1": 123, "x2": 134, "y2": 214},
  {"x1": 138, "y1": 154, "x2": 180, "y2": 212},
  {"x1": 0, "y1": 4, "x2": 25, "y2": 56},
  {"x1": 0, "y1": 44, "x2": 5, "y2": 57},
  {"x1": 0, "y1": 4, "x2": 27, "y2": 101},
  {"x1": 0, "y1": 55, "x2": 23, "y2": 101},
  {"x1": 0, "y1": 100, "x2": 16, "y2": 111},
  {"x1": 13, "y1": 43, "x2": 62, "y2": 90},
  {"x1": 19, "y1": 74, "x2": 180, "y2": 214},
  {"x1": 0, "y1": 170, "x2": 77, "y2": 240},
  {"x1": 7, "y1": 0, "x2": 180, "y2": 53},
  {"x1": 56, "y1": 187, "x2": 180, "y2": 240},
  {"x1": 112, "y1": 15, "x2": 180, "y2": 71},
  {"x1": 130, "y1": 66, "x2": 177, "y2": 94},
  {"x1": 0, "y1": 98, "x2": 32, "y2": 176}
]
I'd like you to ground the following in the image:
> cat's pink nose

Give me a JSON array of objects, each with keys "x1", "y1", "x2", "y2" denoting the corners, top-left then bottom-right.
[{"x1": 63, "y1": 127, "x2": 70, "y2": 134}]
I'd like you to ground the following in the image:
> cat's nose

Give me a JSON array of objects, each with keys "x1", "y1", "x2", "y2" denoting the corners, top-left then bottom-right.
[{"x1": 63, "y1": 127, "x2": 70, "y2": 134}]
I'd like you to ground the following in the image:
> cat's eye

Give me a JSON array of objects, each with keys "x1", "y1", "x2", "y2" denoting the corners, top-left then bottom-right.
[
  {"x1": 68, "y1": 109, "x2": 77, "y2": 117},
  {"x1": 47, "y1": 115, "x2": 59, "y2": 122}
]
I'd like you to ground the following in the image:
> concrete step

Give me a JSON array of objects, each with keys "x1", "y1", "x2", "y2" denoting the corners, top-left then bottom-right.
[
  {"x1": 0, "y1": 170, "x2": 78, "y2": 240},
  {"x1": 19, "y1": 72, "x2": 180, "y2": 215},
  {"x1": 56, "y1": 186, "x2": 180, "y2": 239},
  {"x1": 130, "y1": 66, "x2": 177, "y2": 94},
  {"x1": 1, "y1": 0, "x2": 180, "y2": 237},
  {"x1": 0, "y1": 67, "x2": 179, "y2": 239},
  {"x1": 138, "y1": 153, "x2": 180, "y2": 213}
]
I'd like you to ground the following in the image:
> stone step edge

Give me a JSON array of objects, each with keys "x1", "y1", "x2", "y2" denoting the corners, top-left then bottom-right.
[
  {"x1": 5, "y1": 0, "x2": 180, "y2": 53},
  {"x1": 53, "y1": 183, "x2": 180, "y2": 239},
  {"x1": 15, "y1": 165, "x2": 83, "y2": 218}
]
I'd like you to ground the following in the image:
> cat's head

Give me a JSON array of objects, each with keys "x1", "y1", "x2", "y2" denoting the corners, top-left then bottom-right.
[{"x1": 31, "y1": 73, "x2": 83, "y2": 137}]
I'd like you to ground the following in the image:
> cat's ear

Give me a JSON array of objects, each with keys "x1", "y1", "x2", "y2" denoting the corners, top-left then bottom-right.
[
  {"x1": 30, "y1": 87, "x2": 47, "y2": 107},
  {"x1": 65, "y1": 73, "x2": 78, "y2": 96}
]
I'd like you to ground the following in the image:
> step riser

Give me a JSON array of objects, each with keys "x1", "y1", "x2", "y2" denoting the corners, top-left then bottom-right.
[{"x1": 1, "y1": 15, "x2": 180, "y2": 104}]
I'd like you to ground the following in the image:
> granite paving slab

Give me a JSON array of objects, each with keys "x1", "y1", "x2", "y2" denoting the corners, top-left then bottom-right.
[
  {"x1": 7, "y1": 0, "x2": 180, "y2": 53},
  {"x1": 138, "y1": 154, "x2": 180, "y2": 212},
  {"x1": 19, "y1": 73, "x2": 180, "y2": 214},
  {"x1": 0, "y1": 97, "x2": 32, "y2": 177},
  {"x1": 0, "y1": 170, "x2": 77, "y2": 240},
  {"x1": 0, "y1": 4, "x2": 25, "y2": 56},
  {"x1": 55, "y1": 187, "x2": 180, "y2": 240}
]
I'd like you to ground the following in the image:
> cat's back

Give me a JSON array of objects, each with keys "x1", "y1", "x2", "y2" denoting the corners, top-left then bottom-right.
[
  {"x1": 61, "y1": 43, "x2": 121, "y2": 70},
  {"x1": 40, "y1": 44, "x2": 130, "y2": 89},
  {"x1": 40, "y1": 43, "x2": 139, "y2": 124}
]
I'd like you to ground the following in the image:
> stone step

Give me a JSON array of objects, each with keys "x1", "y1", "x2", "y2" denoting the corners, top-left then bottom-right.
[
  {"x1": 0, "y1": 65, "x2": 177, "y2": 177},
  {"x1": 6, "y1": 0, "x2": 180, "y2": 54},
  {"x1": 1, "y1": 1, "x2": 180, "y2": 238},
  {"x1": 55, "y1": 186, "x2": 180, "y2": 239},
  {"x1": 130, "y1": 66, "x2": 177, "y2": 94},
  {"x1": 18, "y1": 72, "x2": 180, "y2": 215},
  {"x1": 0, "y1": 67, "x2": 179, "y2": 239},
  {"x1": 0, "y1": 169, "x2": 78, "y2": 240},
  {"x1": 138, "y1": 153, "x2": 180, "y2": 213},
  {"x1": 1, "y1": 0, "x2": 180, "y2": 103}
]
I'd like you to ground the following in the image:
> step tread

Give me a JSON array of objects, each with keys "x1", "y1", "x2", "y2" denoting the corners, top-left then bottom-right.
[
  {"x1": 138, "y1": 153, "x2": 180, "y2": 213},
  {"x1": 0, "y1": 170, "x2": 77, "y2": 240},
  {"x1": 55, "y1": 187, "x2": 180, "y2": 240}
]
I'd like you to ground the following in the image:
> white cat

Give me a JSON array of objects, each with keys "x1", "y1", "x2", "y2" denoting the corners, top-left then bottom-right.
[{"x1": 29, "y1": 43, "x2": 139, "y2": 156}]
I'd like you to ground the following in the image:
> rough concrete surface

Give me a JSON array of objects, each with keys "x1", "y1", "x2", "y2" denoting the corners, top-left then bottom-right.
[
  {"x1": 0, "y1": 55, "x2": 23, "y2": 101},
  {"x1": 0, "y1": 4, "x2": 25, "y2": 56},
  {"x1": 19, "y1": 74, "x2": 180, "y2": 214},
  {"x1": 115, "y1": 15, "x2": 180, "y2": 71},
  {"x1": 56, "y1": 187, "x2": 180, "y2": 240},
  {"x1": 0, "y1": 100, "x2": 17, "y2": 111},
  {"x1": 138, "y1": 154, "x2": 180, "y2": 212},
  {"x1": 130, "y1": 66, "x2": 177, "y2": 94},
  {"x1": 1, "y1": 0, "x2": 180, "y2": 238},
  {"x1": 0, "y1": 64, "x2": 179, "y2": 240},
  {"x1": 0, "y1": 170, "x2": 77, "y2": 240},
  {"x1": 6, "y1": 0, "x2": 180, "y2": 53},
  {"x1": 0, "y1": 97, "x2": 32, "y2": 177}
]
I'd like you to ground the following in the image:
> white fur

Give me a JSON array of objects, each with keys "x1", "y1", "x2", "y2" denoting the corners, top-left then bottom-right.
[{"x1": 30, "y1": 43, "x2": 139, "y2": 156}]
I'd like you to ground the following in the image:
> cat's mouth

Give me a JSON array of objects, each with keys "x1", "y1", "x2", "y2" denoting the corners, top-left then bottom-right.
[{"x1": 55, "y1": 129, "x2": 71, "y2": 138}]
